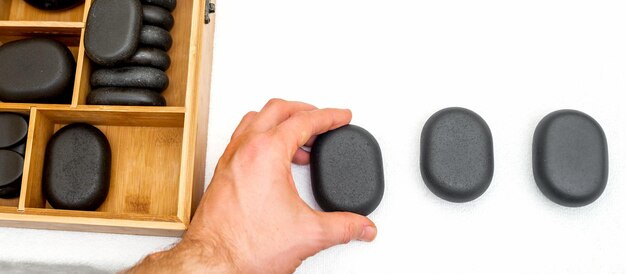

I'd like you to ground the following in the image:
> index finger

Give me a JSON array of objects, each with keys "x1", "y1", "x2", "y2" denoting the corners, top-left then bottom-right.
[{"x1": 275, "y1": 108, "x2": 352, "y2": 157}]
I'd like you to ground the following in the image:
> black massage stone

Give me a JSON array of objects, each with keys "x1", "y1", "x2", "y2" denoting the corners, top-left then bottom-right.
[
  {"x1": 421, "y1": 107, "x2": 494, "y2": 203},
  {"x1": 43, "y1": 123, "x2": 111, "y2": 211},
  {"x1": 85, "y1": 0, "x2": 142, "y2": 66},
  {"x1": 141, "y1": 0, "x2": 176, "y2": 11},
  {"x1": 310, "y1": 125, "x2": 384, "y2": 216},
  {"x1": 91, "y1": 66, "x2": 169, "y2": 92},
  {"x1": 87, "y1": 87, "x2": 166, "y2": 106},
  {"x1": 120, "y1": 48, "x2": 171, "y2": 71},
  {"x1": 23, "y1": 0, "x2": 84, "y2": 10},
  {"x1": 0, "y1": 38, "x2": 75, "y2": 103},
  {"x1": 9, "y1": 142, "x2": 27, "y2": 156},
  {"x1": 533, "y1": 110, "x2": 608, "y2": 207},
  {"x1": 143, "y1": 5, "x2": 175, "y2": 31},
  {"x1": 0, "y1": 150, "x2": 24, "y2": 198},
  {"x1": 140, "y1": 25, "x2": 173, "y2": 52},
  {"x1": 0, "y1": 113, "x2": 29, "y2": 149}
]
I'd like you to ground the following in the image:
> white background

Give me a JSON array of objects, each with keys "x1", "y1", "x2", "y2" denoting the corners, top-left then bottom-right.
[{"x1": 3, "y1": 0, "x2": 626, "y2": 273}]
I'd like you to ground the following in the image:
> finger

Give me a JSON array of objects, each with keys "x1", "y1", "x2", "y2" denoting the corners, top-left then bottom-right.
[
  {"x1": 292, "y1": 148, "x2": 310, "y2": 165},
  {"x1": 276, "y1": 108, "x2": 352, "y2": 156},
  {"x1": 304, "y1": 136, "x2": 316, "y2": 148},
  {"x1": 251, "y1": 99, "x2": 317, "y2": 132},
  {"x1": 231, "y1": 111, "x2": 258, "y2": 140},
  {"x1": 317, "y1": 211, "x2": 377, "y2": 248}
]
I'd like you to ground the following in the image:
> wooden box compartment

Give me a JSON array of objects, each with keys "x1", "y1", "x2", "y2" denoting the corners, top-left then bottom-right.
[
  {"x1": 21, "y1": 108, "x2": 183, "y2": 221},
  {"x1": 0, "y1": 0, "x2": 85, "y2": 22},
  {"x1": 0, "y1": 0, "x2": 215, "y2": 236}
]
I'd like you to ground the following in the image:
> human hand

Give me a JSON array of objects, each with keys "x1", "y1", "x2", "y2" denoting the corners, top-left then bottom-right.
[{"x1": 126, "y1": 99, "x2": 377, "y2": 273}]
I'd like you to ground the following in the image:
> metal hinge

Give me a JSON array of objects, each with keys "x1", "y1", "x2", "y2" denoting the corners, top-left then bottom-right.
[{"x1": 205, "y1": 2, "x2": 216, "y2": 24}]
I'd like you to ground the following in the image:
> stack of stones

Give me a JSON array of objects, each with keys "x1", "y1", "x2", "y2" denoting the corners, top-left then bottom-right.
[
  {"x1": 0, "y1": 113, "x2": 29, "y2": 198},
  {"x1": 85, "y1": 0, "x2": 176, "y2": 106}
]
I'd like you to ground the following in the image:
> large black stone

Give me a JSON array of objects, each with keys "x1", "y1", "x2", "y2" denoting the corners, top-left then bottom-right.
[
  {"x1": 533, "y1": 110, "x2": 608, "y2": 207},
  {"x1": 120, "y1": 48, "x2": 171, "y2": 71},
  {"x1": 141, "y1": 0, "x2": 176, "y2": 11},
  {"x1": 91, "y1": 66, "x2": 169, "y2": 91},
  {"x1": 23, "y1": 0, "x2": 84, "y2": 10},
  {"x1": 0, "y1": 38, "x2": 75, "y2": 103},
  {"x1": 0, "y1": 113, "x2": 29, "y2": 149},
  {"x1": 85, "y1": 0, "x2": 142, "y2": 66},
  {"x1": 43, "y1": 123, "x2": 111, "y2": 211},
  {"x1": 420, "y1": 107, "x2": 494, "y2": 203},
  {"x1": 143, "y1": 5, "x2": 175, "y2": 31},
  {"x1": 0, "y1": 150, "x2": 24, "y2": 198},
  {"x1": 87, "y1": 87, "x2": 166, "y2": 106},
  {"x1": 310, "y1": 125, "x2": 384, "y2": 216},
  {"x1": 140, "y1": 25, "x2": 173, "y2": 52}
]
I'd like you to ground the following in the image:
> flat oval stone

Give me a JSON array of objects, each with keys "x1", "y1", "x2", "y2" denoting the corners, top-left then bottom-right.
[
  {"x1": 91, "y1": 66, "x2": 169, "y2": 91},
  {"x1": 85, "y1": 0, "x2": 142, "y2": 66},
  {"x1": 421, "y1": 107, "x2": 494, "y2": 203},
  {"x1": 140, "y1": 25, "x2": 173, "y2": 52},
  {"x1": 310, "y1": 125, "x2": 384, "y2": 216},
  {"x1": 87, "y1": 87, "x2": 166, "y2": 106},
  {"x1": 0, "y1": 38, "x2": 75, "y2": 103},
  {"x1": 23, "y1": 0, "x2": 84, "y2": 10},
  {"x1": 9, "y1": 142, "x2": 27, "y2": 156},
  {"x1": 141, "y1": 0, "x2": 176, "y2": 11},
  {"x1": 43, "y1": 123, "x2": 111, "y2": 211},
  {"x1": 120, "y1": 48, "x2": 171, "y2": 71},
  {"x1": 0, "y1": 113, "x2": 29, "y2": 149},
  {"x1": 0, "y1": 150, "x2": 24, "y2": 198},
  {"x1": 143, "y1": 5, "x2": 175, "y2": 31},
  {"x1": 533, "y1": 110, "x2": 608, "y2": 207}
]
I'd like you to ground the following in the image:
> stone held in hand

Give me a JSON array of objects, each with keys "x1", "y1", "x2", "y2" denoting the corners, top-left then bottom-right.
[{"x1": 310, "y1": 125, "x2": 385, "y2": 216}]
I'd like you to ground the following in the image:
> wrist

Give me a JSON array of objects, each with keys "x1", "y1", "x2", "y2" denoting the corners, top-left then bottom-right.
[
  {"x1": 123, "y1": 232, "x2": 239, "y2": 274},
  {"x1": 176, "y1": 233, "x2": 240, "y2": 273}
]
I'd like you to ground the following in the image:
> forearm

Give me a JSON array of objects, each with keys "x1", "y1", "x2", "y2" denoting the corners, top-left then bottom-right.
[{"x1": 122, "y1": 237, "x2": 238, "y2": 274}]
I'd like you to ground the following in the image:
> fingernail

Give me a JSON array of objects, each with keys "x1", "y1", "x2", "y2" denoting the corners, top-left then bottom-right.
[{"x1": 359, "y1": 225, "x2": 377, "y2": 242}]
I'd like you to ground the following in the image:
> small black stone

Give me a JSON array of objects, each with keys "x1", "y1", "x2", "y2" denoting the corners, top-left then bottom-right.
[
  {"x1": 533, "y1": 110, "x2": 608, "y2": 207},
  {"x1": 0, "y1": 38, "x2": 75, "y2": 103},
  {"x1": 140, "y1": 25, "x2": 173, "y2": 52},
  {"x1": 91, "y1": 66, "x2": 169, "y2": 91},
  {"x1": 143, "y1": 5, "x2": 175, "y2": 31},
  {"x1": 23, "y1": 0, "x2": 84, "y2": 10},
  {"x1": 120, "y1": 48, "x2": 171, "y2": 71},
  {"x1": 0, "y1": 150, "x2": 24, "y2": 198},
  {"x1": 141, "y1": 0, "x2": 176, "y2": 11},
  {"x1": 85, "y1": 0, "x2": 142, "y2": 66},
  {"x1": 87, "y1": 87, "x2": 166, "y2": 106},
  {"x1": 310, "y1": 125, "x2": 384, "y2": 216},
  {"x1": 0, "y1": 113, "x2": 29, "y2": 149},
  {"x1": 420, "y1": 107, "x2": 494, "y2": 203},
  {"x1": 8, "y1": 142, "x2": 27, "y2": 156},
  {"x1": 43, "y1": 123, "x2": 111, "y2": 211}
]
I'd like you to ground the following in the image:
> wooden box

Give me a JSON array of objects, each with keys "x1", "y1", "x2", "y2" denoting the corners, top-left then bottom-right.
[{"x1": 0, "y1": 0, "x2": 215, "y2": 236}]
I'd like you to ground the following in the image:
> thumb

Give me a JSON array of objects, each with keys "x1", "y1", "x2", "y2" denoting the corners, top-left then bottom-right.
[{"x1": 317, "y1": 211, "x2": 377, "y2": 248}]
